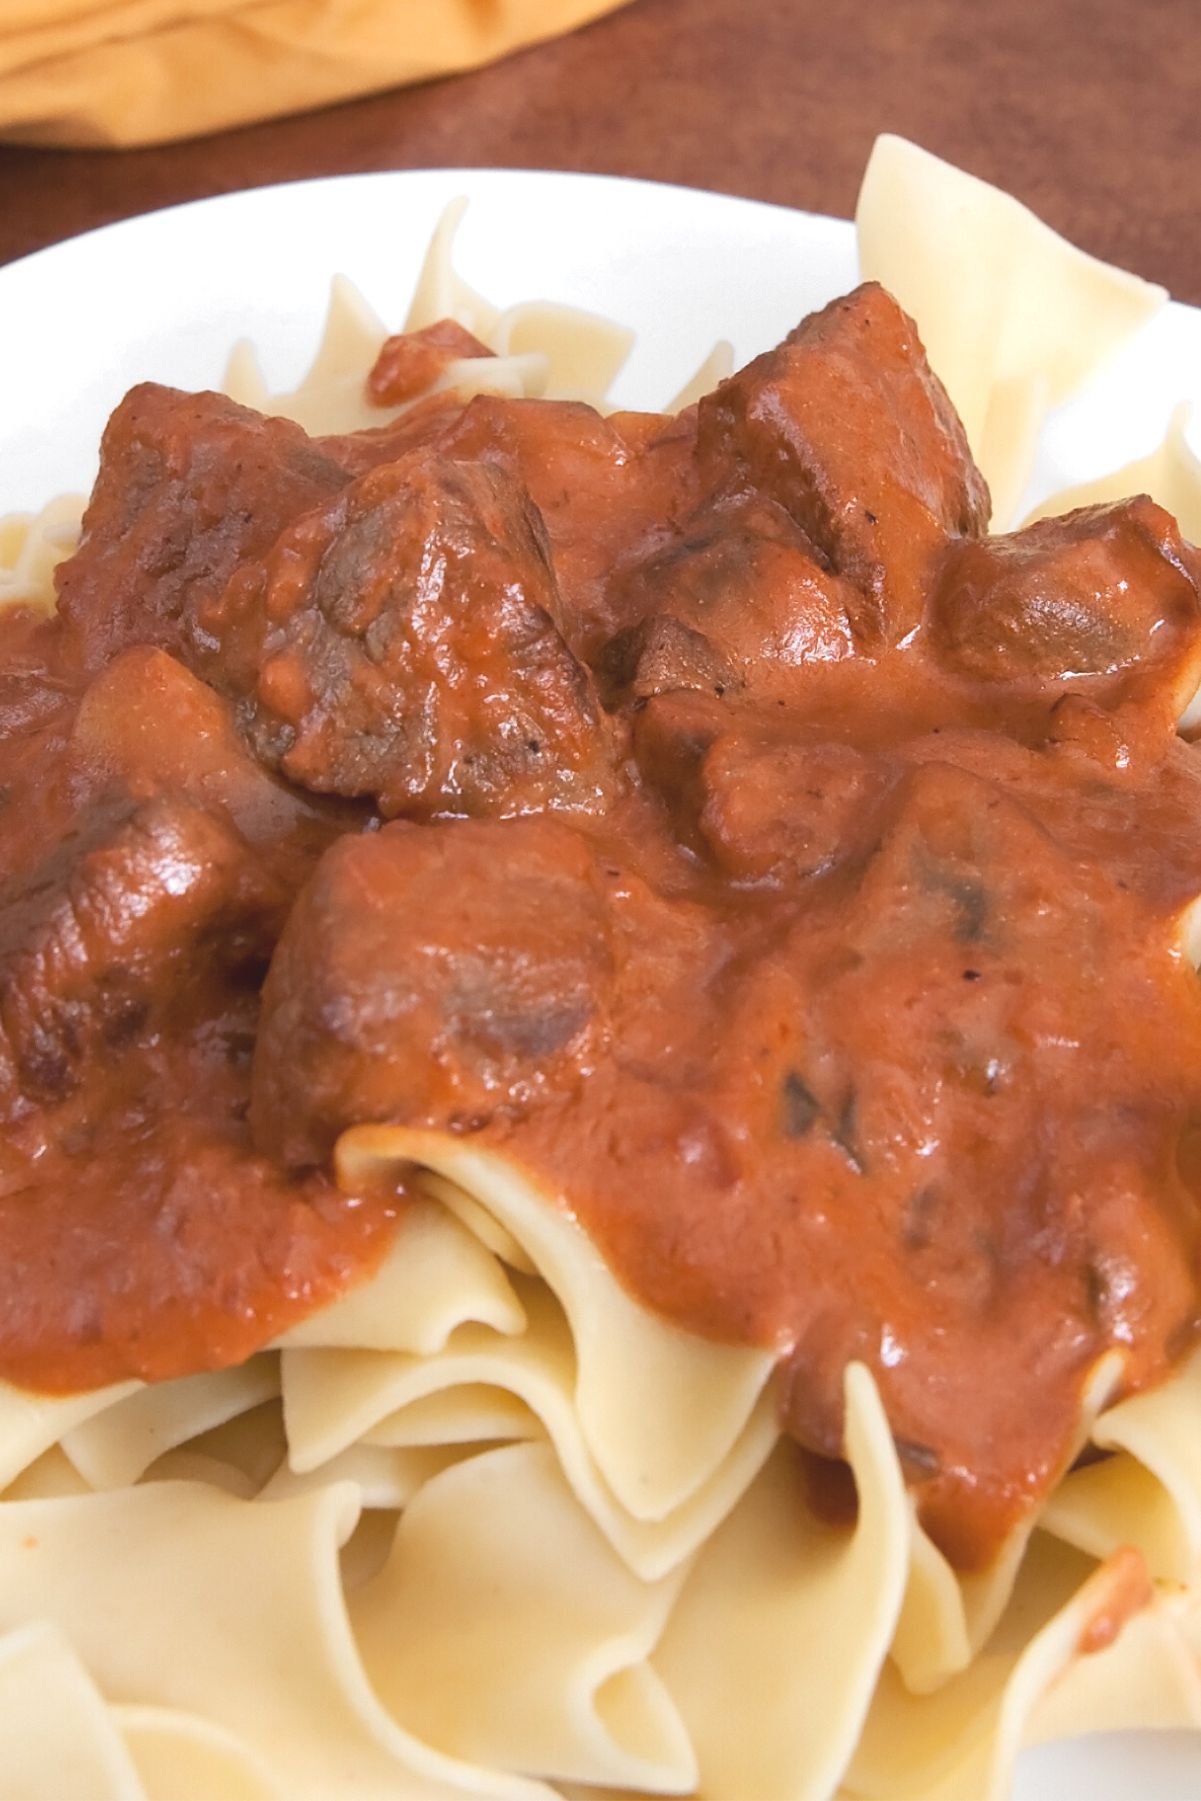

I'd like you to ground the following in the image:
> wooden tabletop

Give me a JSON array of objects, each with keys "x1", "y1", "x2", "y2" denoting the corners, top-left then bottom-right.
[{"x1": 1, "y1": 0, "x2": 1198, "y2": 303}]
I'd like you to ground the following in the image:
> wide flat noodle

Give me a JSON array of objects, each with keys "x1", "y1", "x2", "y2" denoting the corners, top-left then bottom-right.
[
  {"x1": 116, "y1": 1705, "x2": 282, "y2": 1801},
  {"x1": 958, "y1": 1545, "x2": 1172, "y2": 1801},
  {"x1": 403, "y1": 197, "x2": 502, "y2": 341},
  {"x1": 140, "y1": 1447, "x2": 260, "y2": 1499},
  {"x1": 170, "y1": 1398, "x2": 288, "y2": 1493},
  {"x1": 276, "y1": 1195, "x2": 525, "y2": 1353},
  {"x1": 363, "y1": 1380, "x2": 542, "y2": 1448},
  {"x1": 353, "y1": 1440, "x2": 695, "y2": 1793},
  {"x1": 665, "y1": 338, "x2": 734, "y2": 414},
  {"x1": 0, "y1": 1479, "x2": 551, "y2": 1800},
  {"x1": 229, "y1": 274, "x2": 390, "y2": 436},
  {"x1": 224, "y1": 272, "x2": 542, "y2": 436},
  {"x1": 337, "y1": 1129, "x2": 776, "y2": 1526},
  {"x1": 1041, "y1": 1344, "x2": 1201, "y2": 1583},
  {"x1": 415, "y1": 1168, "x2": 536, "y2": 1272},
  {"x1": 856, "y1": 134, "x2": 1166, "y2": 527},
  {"x1": 652, "y1": 1364, "x2": 909, "y2": 1801},
  {"x1": 892, "y1": 1352, "x2": 1124, "y2": 1696},
  {"x1": 401, "y1": 199, "x2": 635, "y2": 408},
  {"x1": 4, "y1": 1445, "x2": 94, "y2": 1502},
  {"x1": 261, "y1": 1441, "x2": 468, "y2": 1511},
  {"x1": 888, "y1": 1509, "x2": 974, "y2": 1696},
  {"x1": 846, "y1": 1533, "x2": 1110, "y2": 1799},
  {"x1": 0, "y1": 1377, "x2": 137, "y2": 1490},
  {"x1": 220, "y1": 338, "x2": 273, "y2": 413},
  {"x1": 847, "y1": 1476, "x2": 1197, "y2": 1801},
  {"x1": 60, "y1": 1356, "x2": 279, "y2": 1490},
  {"x1": 491, "y1": 301, "x2": 635, "y2": 407},
  {"x1": 0, "y1": 1620, "x2": 143, "y2": 1801},
  {"x1": 0, "y1": 490, "x2": 84, "y2": 611},
  {"x1": 224, "y1": 195, "x2": 649, "y2": 439},
  {"x1": 1027, "y1": 1587, "x2": 1201, "y2": 1748},
  {"x1": 1026, "y1": 401, "x2": 1201, "y2": 539},
  {"x1": 281, "y1": 1272, "x2": 777, "y2": 1581}
]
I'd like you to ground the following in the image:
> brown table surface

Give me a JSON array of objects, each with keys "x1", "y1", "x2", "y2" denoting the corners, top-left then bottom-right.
[{"x1": 0, "y1": 0, "x2": 1198, "y2": 303}]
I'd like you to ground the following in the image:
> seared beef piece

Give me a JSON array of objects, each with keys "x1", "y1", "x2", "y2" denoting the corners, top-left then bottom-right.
[
  {"x1": 71, "y1": 646, "x2": 357, "y2": 892},
  {"x1": 599, "y1": 614, "x2": 738, "y2": 705},
  {"x1": 930, "y1": 497, "x2": 1201, "y2": 713},
  {"x1": 696, "y1": 283, "x2": 990, "y2": 647},
  {"x1": 697, "y1": 734, "x2": 885, "y2": 883},
  {"x1": 58, "y1": 384, "x2": 618, "y2": 821},
  {"x1": 318, "y1": 391, "x2": 473, "y2": 480},
  {"x1": 438, "y1": 395, "x2": 700, "y2": 657},
  {"x1": 56, "y1": 385, "x2": 350, "y2": 674},
  {"x1": 0, "y1": 795, "x2": 280, "y2": 1119},
  {"x1": 0, "y1": 647, "x2": 354, "y2": 1186},
  {"x1": 209, "y1": 444, "x2": 617, "y2": 819},
  {"x1": 252, "y1": 817, "x2": 614, "y2": 1168},
  {"x1": 630, "y1": 690, "x2": 885, "y2": 883},
  {"x1": 600, "y1": 492, "x2": 855, "y2": 701},
  {"x1": 629, "y1": 690, "x2": 728, "y2": 851}
]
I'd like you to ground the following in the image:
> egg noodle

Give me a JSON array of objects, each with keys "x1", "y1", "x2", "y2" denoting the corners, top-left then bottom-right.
[{"x1": 1, "y1": 139, "x2": 1201, "y2": 1800}]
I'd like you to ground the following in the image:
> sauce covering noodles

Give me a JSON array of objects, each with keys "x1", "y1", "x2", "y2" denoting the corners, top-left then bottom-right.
[{"x1": 1, "y1": 139, "x2": 1201, "y2": 1799}]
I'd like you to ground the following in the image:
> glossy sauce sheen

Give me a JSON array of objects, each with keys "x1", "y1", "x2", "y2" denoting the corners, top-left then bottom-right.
[{"x1": 5, "y1": 284, "x2": 1201, "y2": 1569}]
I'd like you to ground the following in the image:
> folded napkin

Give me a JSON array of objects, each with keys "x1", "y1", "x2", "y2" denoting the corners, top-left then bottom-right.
[{"x1": 0, "y1": 0, "x2": 630, "y2": 148}]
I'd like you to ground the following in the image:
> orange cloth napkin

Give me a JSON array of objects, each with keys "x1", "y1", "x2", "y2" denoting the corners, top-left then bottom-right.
[{"x1": 0, "y1": 0, "x2": 630, "y2": 148}]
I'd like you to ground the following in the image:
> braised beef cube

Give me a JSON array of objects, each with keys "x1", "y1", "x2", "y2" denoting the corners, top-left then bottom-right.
[
  {"x1": 630, "y1": 688, "x2": 884, "y2": 883},
  {"x1": 698, "y1": 734, "x2": 885, "y2": 882},
  {"x1": 56, "y1": 385, "x2": 349, "y2": 674},
  {"x1": 0, "y1": 796, "x2": 280, "y2": 1116},
  {"x1": 71, "y1": 647, "x2": 356, "y2": 893},
  {"x1": 625, "y1": 688, "x2": 730, "y2": 853},
  {"x1": 215, "y1": 444, "x2": 617, "y2": 819},
  {"x1": 697, "y1": 284, "x2": 989, "y2": 646},
  {"x1": 603, "y1": 493, "x2": 855, "y2": 700},
  {"x1": 599, "y1": 614, "x2": 739, "y2": 704},
  {"x1": 319, "y1": 391, "x2": 475, "y2": 480},
  {"x1": 439, "y1": 394, "x2": 700, "y2": 657},
  {"x1": 251, "y1": 818, "x2": 614, "y2": 1167},
  {"x1": 930, "y1": 497, "x2": 1201, "y2": 715}
]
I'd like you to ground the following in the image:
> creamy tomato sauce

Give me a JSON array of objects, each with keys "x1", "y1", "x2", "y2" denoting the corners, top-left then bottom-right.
[{"x1": 4, "y1": 283, "x2": 1201, "y2": 1569}]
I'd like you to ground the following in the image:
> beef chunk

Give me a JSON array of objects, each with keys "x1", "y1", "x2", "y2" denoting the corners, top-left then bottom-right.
[
  {"x1": 697, "y1": 734, "x2": 885, "y2": 882},
  {"x1": 629, "y1": 689, "x2": 729, "y2": 850},
  {"x1": 207, "y1": 445, "x2": 617, "y2": 819},
  {"x1": 318, "y1": 392, "x2": 474, "y2": 481},
  {"x1": 599, "y1": 613, "x2": 739, "y2": 704},
  {"x1": 0, "y1": 649, "x2": 345, "y2": 1127},
  {"x1": 629, "y1": 690, "x2": 886, "y2": 883},
  {"x1": 696, "y1": 283, "x2": 990, "y2": 646},
  {"x1": 71, "y1": 646, "x2": 356, "y2": 892},
  {"x1": 438, "y1": 394, "x2": 701, "y2": 656},
  {"x1": 600, "y1": 492, "x2": 855, "y2": 702},
  {"x1": 930, "y1": 497, "x2": 1201, "y2": 714},
  {"x1": 56, "y1": 385, "x2": 349, "y2": 673},
  {"x1": 0, "y1": 796, "x2": 280, "y2": 1118},
  {"x1": 251, "y1": 818, "x2": 614, "y2": 1167}
]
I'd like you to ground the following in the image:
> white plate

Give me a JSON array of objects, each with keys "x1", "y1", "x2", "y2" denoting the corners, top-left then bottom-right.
[
  {"x1": 3, "y1": 167, "x2": 1199, "y2": 513},
  {"x1": 0, "y1": 169, "x2": 850, "y2": 509},
  {"x1": 1, "y1": 169, "x2": 1200, "y2": 1799}
]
